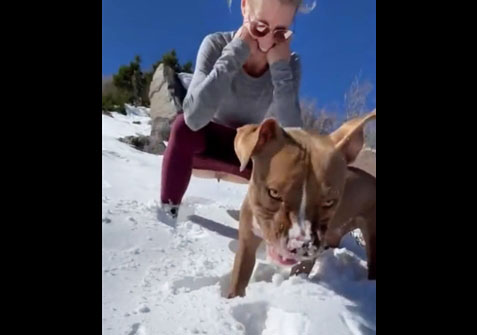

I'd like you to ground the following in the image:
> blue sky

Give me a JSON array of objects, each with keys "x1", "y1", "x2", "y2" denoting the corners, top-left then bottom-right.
[{"x1": 102, "y1": 0, "x2": 376, "y2": 114}]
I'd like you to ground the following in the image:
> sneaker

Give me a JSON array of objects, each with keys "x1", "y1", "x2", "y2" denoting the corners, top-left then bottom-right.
[
  {"x1": 157, "y1": 203, "x2": 180, "y2": 227},
  {"x1": 163, "y1": 203, "x2": 179, "y2": 219}
]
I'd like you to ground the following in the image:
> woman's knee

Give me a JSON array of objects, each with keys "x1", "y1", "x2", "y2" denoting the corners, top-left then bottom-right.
[{"x1": 168, "y1": 113, "x2": 205, "y2": 151}]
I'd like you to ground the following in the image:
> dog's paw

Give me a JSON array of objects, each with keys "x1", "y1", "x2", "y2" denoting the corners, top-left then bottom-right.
[
  {"x1": 227, "y1": 290, "x2": 245, "y2": 299},
  {"x1": 290, "y1": 260, "x2": 315, "y2": 277}
]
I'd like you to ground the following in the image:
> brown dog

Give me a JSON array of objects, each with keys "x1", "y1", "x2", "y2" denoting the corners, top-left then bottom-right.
[{"x1": 227, "y1": 111, "x2": 376, "y2": 298}]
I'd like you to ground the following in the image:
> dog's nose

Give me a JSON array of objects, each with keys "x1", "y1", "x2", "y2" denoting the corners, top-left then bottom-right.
[{"x1": 286, "y1": 238, "x2": 317, "y2": 258}]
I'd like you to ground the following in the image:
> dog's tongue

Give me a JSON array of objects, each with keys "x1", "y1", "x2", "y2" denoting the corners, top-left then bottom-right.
[{"x1": 268, "y1": 246, "x2": 297, "y2": 266}]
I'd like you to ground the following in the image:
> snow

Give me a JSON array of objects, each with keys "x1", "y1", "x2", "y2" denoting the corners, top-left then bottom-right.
[{"x1": 102, "y1": 112, "x2": 376, "y2": 335}]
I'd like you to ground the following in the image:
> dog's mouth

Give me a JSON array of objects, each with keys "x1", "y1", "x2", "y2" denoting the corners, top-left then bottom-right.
[{"x1": 267, "y1": 245, "x2": 298, "y2": 266}]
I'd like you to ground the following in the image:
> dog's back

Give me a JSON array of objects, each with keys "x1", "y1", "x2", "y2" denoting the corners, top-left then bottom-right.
[{"x1": 351, "y1": 149, "x2": 376, "y2": 177}]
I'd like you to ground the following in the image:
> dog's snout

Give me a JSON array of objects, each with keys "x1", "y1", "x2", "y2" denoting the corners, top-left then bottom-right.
[{"x1": 286, "y1": 236, "x2": 318, "y2": 259}]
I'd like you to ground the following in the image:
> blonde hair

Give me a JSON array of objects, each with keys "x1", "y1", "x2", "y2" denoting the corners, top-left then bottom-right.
[
  {"x1": 250, "y1": 0, "x2": 316, "y2": 14},
  {"x1": 280, "y1": 0, "x2": 303, "y2": 7}
]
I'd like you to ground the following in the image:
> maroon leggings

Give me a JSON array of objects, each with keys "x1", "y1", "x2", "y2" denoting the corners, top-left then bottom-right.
[{"x1": 161, "y1": 113, "x2": 252, "y2": 205}]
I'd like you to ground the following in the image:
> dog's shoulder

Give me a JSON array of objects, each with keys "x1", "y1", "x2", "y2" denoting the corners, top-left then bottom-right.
[{"x1": 347, "y1": 166, "x2": 375, "y2": 181}]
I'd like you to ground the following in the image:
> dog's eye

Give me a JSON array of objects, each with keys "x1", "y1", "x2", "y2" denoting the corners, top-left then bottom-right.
[
  {"x1": 268, "y1": 188, "x2": 282, "y2": 201},
  {"x1": 322, "y1": 199, "x2": 335, "y2": 209}
]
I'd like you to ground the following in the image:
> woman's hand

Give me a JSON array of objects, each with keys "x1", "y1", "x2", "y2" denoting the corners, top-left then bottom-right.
[
  {"x1": 266, "y1": 38, "x2": 292, "y2": 65},
  {"x1": 234, "y1": 24, "x2": 259, "y2": 55}
]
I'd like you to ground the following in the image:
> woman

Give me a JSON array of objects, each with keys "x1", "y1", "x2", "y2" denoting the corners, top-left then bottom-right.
[{"x1": 161, "y1": 0, "x2": 304, "y2": 219}]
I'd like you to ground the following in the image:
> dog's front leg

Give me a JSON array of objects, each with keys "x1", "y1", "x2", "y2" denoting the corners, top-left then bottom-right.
[
  {"x1": 364, "y1": 229, "x2": 376, "y2": 280},
  {"x1": 290, "y1": 259, "x2": 316, "y2": 277},
  {"x1": 366, "y1": 234, "x2": 376, "y2": 280},
  {"x1": 227, "y1": 234, "x2": 262, "y2": 298},
  {"x1": 362, "y1": 206, "x2": 376, "y2": 280}
]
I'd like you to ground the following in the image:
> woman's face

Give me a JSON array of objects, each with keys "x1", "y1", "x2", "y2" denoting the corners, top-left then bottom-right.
[{"x1": 242, "y1": 0, "x2": 296, "y2": 53}]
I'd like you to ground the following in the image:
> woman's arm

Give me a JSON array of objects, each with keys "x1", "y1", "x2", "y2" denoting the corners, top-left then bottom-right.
[
  {"x1": 267, "y1": 53, "x2": 303, "y2": 127},
  {"x1": 183, "y1": 33, "x2": 250, "y2": 131}
]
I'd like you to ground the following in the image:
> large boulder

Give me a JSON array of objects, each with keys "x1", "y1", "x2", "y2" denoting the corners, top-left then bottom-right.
[
  {"x1": 119, "y1": 135, "x2": 166, "y2": 155},
  {"x1": 119, "y1": 65, "x2": 192, "y2": 155},
  {"x1": 145, "y1": 64, "x2": 189, "y2": 154},
  {"x1": 149, "y1": 63, "x2": 186, "y2": 121}
]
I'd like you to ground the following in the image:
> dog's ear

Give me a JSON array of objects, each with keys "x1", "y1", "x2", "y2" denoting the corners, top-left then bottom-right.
[
  {"x1": 234, "y1": 118, "x2": 280, "y2": 172},
  {"x1": 329, "y1": 109, "x2": 376, "y2": 163}
]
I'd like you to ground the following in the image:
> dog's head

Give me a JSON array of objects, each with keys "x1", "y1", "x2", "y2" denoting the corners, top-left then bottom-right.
[{"x1": 234, "y1": 110, "x2": 376, "y2": 266}]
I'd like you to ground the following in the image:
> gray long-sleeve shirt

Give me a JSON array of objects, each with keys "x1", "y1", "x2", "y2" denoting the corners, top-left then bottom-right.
[{"x1": 182, "y1": 31, "x2": 302, "y2": 131}]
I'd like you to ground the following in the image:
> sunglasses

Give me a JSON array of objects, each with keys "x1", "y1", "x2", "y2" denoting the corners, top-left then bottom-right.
[{"x1": 245, "y1": 18, "x2": 294, "y2": 43}]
